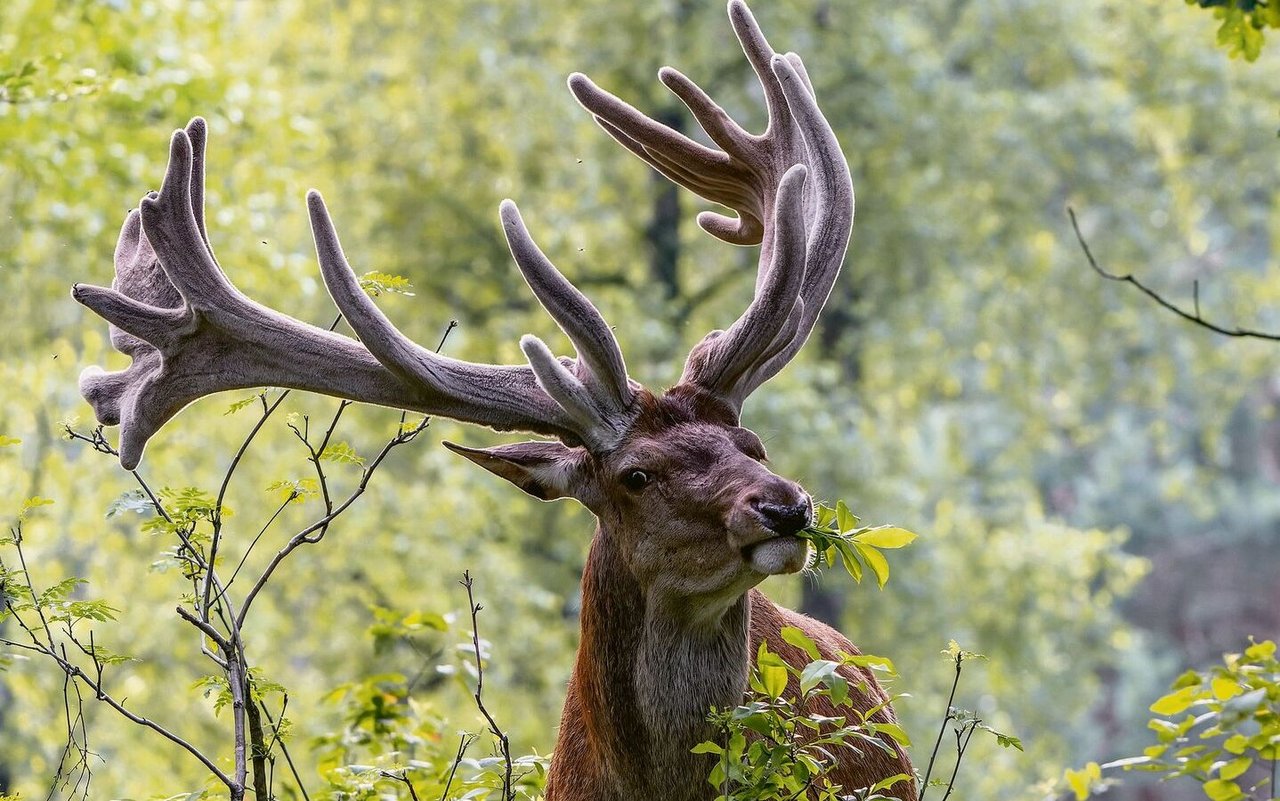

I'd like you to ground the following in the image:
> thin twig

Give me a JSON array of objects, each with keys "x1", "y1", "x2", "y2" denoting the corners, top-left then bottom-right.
[
  {"x1": 15, "y1": 638, "x2": 236, "y2": 789},
  {"x1": 461, "y1": 571, "x2": 513, "y2": 801},
  {"x1": 440, "y1": 733, "x2": 476, "y2": 801},
  {"x1": 222, "y1": 494, "x2": 297, "y2": 591},
  {"x1": 940, "y1": 721, "x2": 977, "y2": 801},
  {"x1": 235, "y1": 418, "x2": 429, "y2": 628},
  {"x1": 1069, "y1": 207, "x2": 1280, "y2": 342},
  {"x1": 918, "y1": 654, "x2": 962, "y2": 801},
  {"x1": 206, "y1": 390, "x2": 291, "y2": 619},
  {"x1": 259, "y1": 697, "x2": 312, "y2": 801}
]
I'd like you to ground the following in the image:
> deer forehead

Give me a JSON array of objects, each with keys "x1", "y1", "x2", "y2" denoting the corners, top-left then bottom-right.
[{"x1": 606, "y1": 422, "x2": 767, "y2": 472}]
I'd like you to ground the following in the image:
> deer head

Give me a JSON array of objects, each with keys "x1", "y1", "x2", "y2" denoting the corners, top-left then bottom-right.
[{"x1": 74, "y1": 0, "x2": 850, "y2": 611}]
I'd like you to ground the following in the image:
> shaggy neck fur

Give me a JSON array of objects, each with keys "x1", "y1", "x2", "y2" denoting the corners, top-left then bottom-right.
[{"x1": 570, "y1": 525, "x2": 752, "y2": 801}]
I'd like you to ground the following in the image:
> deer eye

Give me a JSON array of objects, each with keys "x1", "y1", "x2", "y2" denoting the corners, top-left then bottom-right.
[{"x1": 620, "y1": 469, "x2": 651, "y2": 493}]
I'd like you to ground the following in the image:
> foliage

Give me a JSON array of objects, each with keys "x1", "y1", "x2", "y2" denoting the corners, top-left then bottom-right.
[
  {"x1": 1064, "y1": 638, "x2": 1280, "y2": 801},
  {"x1": 799, "y1": 501, "x2": 917, "y2": 589},
  {"x1": 699, "y1": 632, "x2": 1020, "y2": 801},
  {"x1": 698, "y1": 635, "x2": 910, "y2": 801},
  {"x1": 315, "y1": 610, "x2": 550, "y2": 800},
  {"x1": 1185, "y1": 1, "x2": 1280, "y2": 60}
]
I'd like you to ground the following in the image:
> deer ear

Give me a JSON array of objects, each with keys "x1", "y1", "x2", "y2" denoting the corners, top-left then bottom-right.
[{"x1": 442, "y1": 440, "x2": 587, "y2": 502}]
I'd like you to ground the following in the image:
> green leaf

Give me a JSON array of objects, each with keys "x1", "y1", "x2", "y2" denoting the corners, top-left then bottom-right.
[
  {"x1": 106, "y1": 489, "x2": 154, "y2": 518},
  {"x1": 760, "y1": 663, "x2": 787, "y2": 699},
  {"x1": 1210, "y1": 676, "x2": 1242, "y2": 700},
  {"x1": 838, "y1": 542, "x2": 863, "y2": 583},
  {"x1": 780, "y1": 626, "x2": 820, "y2": 661},
  {"x1": 799, "y1": 660, "x2": 840, "y2": 694},
  {"x1": 871, "y1": 722, "x2": 912, "y2": 746},
  {"x1": 319, "y1": 441, "x2": 365, "y2": 466},
  {"x1": 854, "y1": 542, "x2": 891, "y2": 589},
  {"x1": 224, "y1": 394, "x2": 260, "y2": 415},
  {"x1": 1149, "y1": 685, "x2": 1202, "y2": 716},
  {"x1": 359, "y1": 271, "x2": 416, "y2": 298},
  {"x1": 852, "y1": 526, "x2": 917, "y2": 549},
  {"x1": 0, "y1": 435, "x2": 20, "y2": 447},
  {"x1": 1216, "y1": 7, "x2": 1265, "y2": 61},
  {"x1": 1064, "y1": 766, "x2": 1093, "y2": 801},
  {"x1": 870, "y1": 773, "x2": 912, "y2": 794},
  {"x1": 19, "y1": 496, "x2": 54, "y2": 520},
  {"x1": 691, "y1": 741, "x2": 723, "y2": 755},
  {"x1": 1218, "y1": 757, "x2": 1251, "y2": 781},
  {"x1": 1202, "y1": 778, "x2": 1244, "y2": 801},
  {"x1": 835, "y1": 500, "x2": 857, "y2": 533},
  {"x1": 1244, "y1": 639, "x2": 1275, "y2": 661}
]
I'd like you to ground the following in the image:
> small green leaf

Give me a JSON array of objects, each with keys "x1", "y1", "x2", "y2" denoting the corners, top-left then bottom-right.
[
  {"x1": 690, "y1": 741, "x2": 723, "y2": 755},
  {"x1": 870, "y1": 773, "x2": 912, "y2": 793},
  {"x1": 835, "y1": 500, "x2": 857, "y2": 533},
  {"x1": 224, "y1": 395, "x2": 260, "y2": 415},
  {"x1": 760, "y1": 663, "x2": 788, "y2": 700},
  {"x1": 0, "y1": 435, "x2": 21, "y2": 447},
  {"x1": 780, "y1": 626, "x2": 820, "y2": 661},
  {"x1": 854, "y1": 542, "x2": 891, "y2": 589},
  {"x1": 1149, "y1": 685, "x2": 1202, "y2": 716},
  {"x1": 1219, "y1": 757, "x2": 1251, "y2": 782},
  {"x1": 319, "y1": 441, "x2": 364, "y2": 466},
  {"x1": 359, "y1": 271, "x2": 416, "y2": 298},
  {"x1": 1210, "y1": 676, "x2": 1242, "y2": 700},
  {"x1": 1064, "y1": 766, "x2": 1093, "y2": 801},
  {"x1": 852, "y1": 526, "x2": 917, "y2": 549},
  {"x1": 871, "y1": 722, "x2": 911, "y2": 746},
  {"x1": 799, "y1": 660, "x2": 840, "y2": 695},
  {"x1": 19, "y1": 496, "x2": 54, "y2": 521},
  {"x1": 1202, "y1": 778, "x2": 1244, "y2": 801},
  {"x1": 106, "y1": 489, "x2": 154, "y2": 518}
]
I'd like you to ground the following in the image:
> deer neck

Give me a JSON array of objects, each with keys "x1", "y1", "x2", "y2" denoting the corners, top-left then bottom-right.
[{"x1": 572, "y1": 524, "x2": 752, "y2": 798}]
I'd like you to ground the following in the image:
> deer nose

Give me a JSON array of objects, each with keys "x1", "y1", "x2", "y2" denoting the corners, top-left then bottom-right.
[{"x1": 752, "y1": 500, "x2": 812, "y2": 537}]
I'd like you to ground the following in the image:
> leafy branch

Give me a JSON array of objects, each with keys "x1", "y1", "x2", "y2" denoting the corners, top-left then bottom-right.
[{"x1": 797, "y1": 501, "x2": 916, "y2": 588}]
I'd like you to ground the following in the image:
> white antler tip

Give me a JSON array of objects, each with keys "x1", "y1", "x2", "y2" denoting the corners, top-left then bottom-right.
[
  {"x1": 168, "y1": 128, "x2": 192, "y2": 159},
  {"x1": 518, "y1": 333, "x2": 546, "y2": 355}
]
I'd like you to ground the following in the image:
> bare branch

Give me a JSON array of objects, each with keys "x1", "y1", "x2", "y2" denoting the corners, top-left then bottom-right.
[
  {"x1": 460, "y1": 571, "x2": 513, "y2": 801},
  {"x1": 1069, "y1": 207, "x2": 1280, "y2": 342}
]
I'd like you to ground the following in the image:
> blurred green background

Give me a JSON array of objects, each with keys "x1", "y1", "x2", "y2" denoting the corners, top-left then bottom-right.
[{"x1": 2, "y1": 0, "x2": 1278, "y2": 798}]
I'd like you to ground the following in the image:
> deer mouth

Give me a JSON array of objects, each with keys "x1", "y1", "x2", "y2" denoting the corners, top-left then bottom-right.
[{"x1": 741, "y1": 534, "x2": 809, "y2": 575}]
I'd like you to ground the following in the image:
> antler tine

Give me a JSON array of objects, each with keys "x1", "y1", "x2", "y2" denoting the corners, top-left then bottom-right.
[
  {"x1": 498, "y1": 200, "x2": 633, "y2": 412},
  {"x1": 682, "y1": 164, "x2": 808, "y2": 401},
  {"x1": 308, "y1": 190, "x2": 588, "y2": 431},
  {"x1": 520, "y1": 335, "x2": 627, "y2": 451},
  {"x1": 137, "y1": 129, "x2": 245, "y2": 310},
  {"x1": 568, "y1": 0, "x2": 853, "y2": 417},
  {"x1": 764, "y1": 54, "x2": 853, "y2": 354}
]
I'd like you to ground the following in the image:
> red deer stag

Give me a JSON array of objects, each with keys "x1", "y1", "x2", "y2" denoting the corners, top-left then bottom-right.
[{"x1": 73, "y1": 2, "x2": 913, "y2": 799}]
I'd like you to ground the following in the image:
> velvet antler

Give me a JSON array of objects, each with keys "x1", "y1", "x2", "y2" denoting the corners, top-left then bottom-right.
[
  {"x1": 568, "y1": 0, "x2": 854, "y2": 417},
  {"x1": 74, "y1": 120, "x2": 637, "y2": 468}
]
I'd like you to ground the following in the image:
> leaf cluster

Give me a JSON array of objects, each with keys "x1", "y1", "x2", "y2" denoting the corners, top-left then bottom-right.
[
  {"x1": 1186, "y1": 0, "x2": 1280, "y2": 60},
  {"x1": 696, "y1": 627, "x2": 910, "y2": 801},
  {"x1": 1065, "y1": 638, "x2": 1280, "y2": 801},
  {"x1": 797, "y1": 502, "x2": 916, "y2": 589}
]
